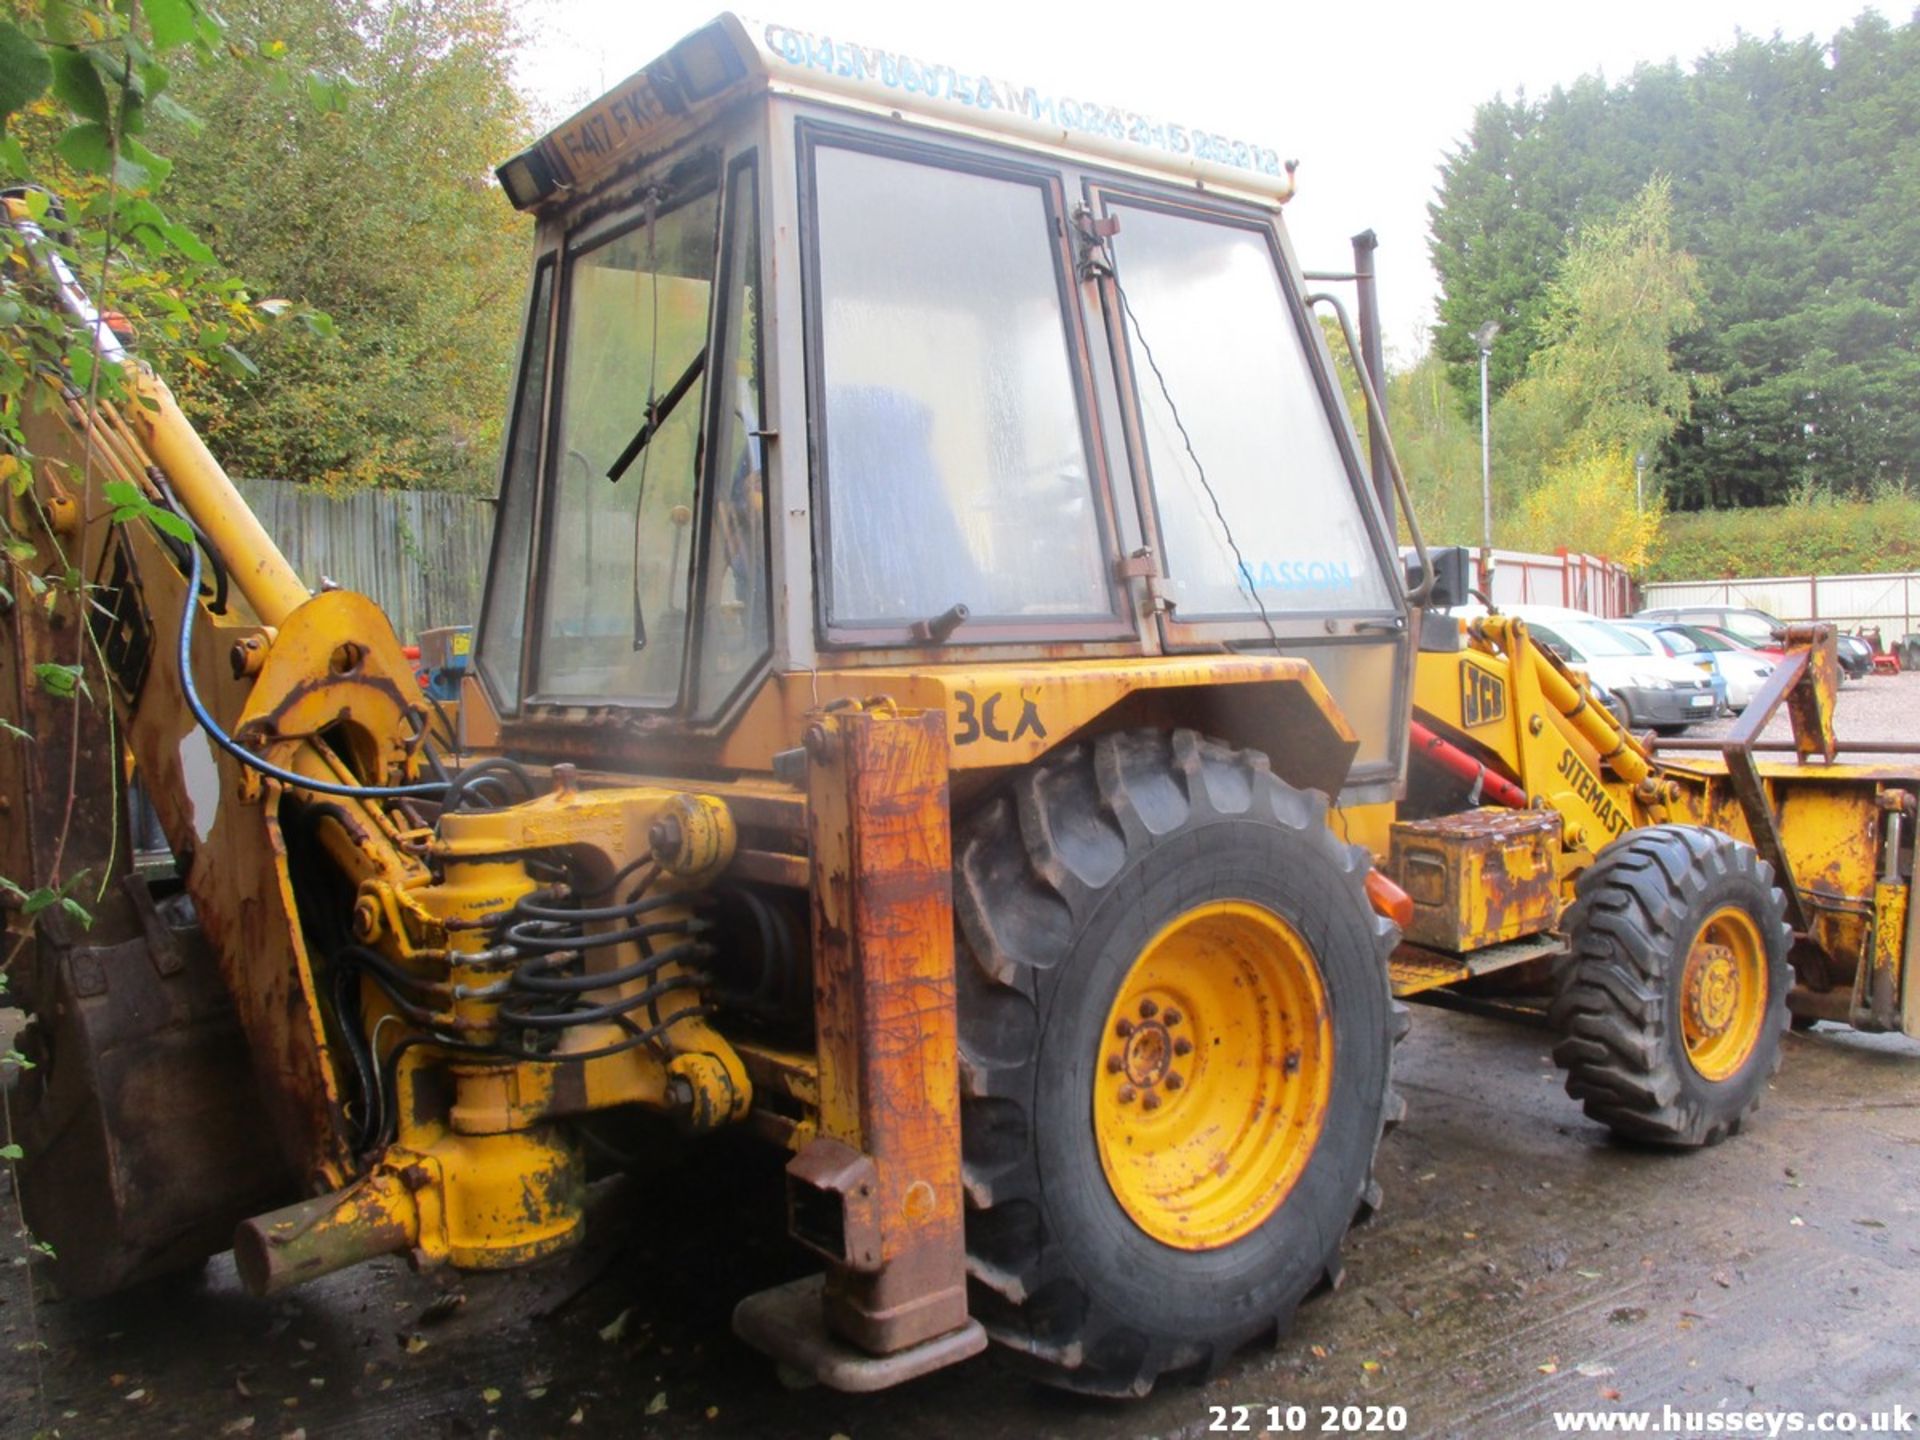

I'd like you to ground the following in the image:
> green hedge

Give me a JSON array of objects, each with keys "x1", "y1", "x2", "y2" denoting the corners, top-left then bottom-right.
[{"x1": 1645, "y1": 495, "x2": 1920, "y2": 581}]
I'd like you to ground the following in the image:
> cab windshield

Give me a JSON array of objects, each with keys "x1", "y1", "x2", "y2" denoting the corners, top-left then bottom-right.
[{"x1": 534, "y1": 185, "x2": 718, "y2": 703}]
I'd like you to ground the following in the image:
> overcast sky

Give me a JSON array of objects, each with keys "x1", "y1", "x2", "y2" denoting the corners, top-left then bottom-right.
[{"x1": 512, "y1": 0, "x2": 1893, "y2": 361}]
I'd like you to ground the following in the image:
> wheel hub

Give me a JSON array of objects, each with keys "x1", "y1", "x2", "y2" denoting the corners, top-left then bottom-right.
[
  {"x1": 1678, "y1": 907, "x2": 1768, "y2": 1082},
  {"x1": 1118, "y1": 1010, "x2": 1176, "y2": 1090},
  {"x1": 1684, "y1": 945, "x2": 1740, "y2": 1039}
]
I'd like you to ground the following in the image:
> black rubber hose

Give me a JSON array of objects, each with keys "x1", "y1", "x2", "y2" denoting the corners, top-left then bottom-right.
[
  {"x1": 509, "y1": 936, "x2": 708, "y2": 995},
  {"x1": 177, "y1": 544, "x2": 449, "y2": 800},
  {"x1": 498, "y1": 972, "x2": 705, "y2": 1029}
]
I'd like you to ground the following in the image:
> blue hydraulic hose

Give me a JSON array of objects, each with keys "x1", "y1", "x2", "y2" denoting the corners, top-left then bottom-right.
[{"x1": 176, "y1": 542, "x2": 450, "y2": 800}]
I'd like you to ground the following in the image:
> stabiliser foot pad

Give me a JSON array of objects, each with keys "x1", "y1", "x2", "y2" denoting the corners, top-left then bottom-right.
[{"x1": 733, "y1": 1274, "x2": 988, "y2": 1392}]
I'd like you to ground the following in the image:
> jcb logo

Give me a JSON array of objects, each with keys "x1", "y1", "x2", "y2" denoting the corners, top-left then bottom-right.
[{"x1": 1461, "y1": 663, "x2": 1506, "y2": 728}]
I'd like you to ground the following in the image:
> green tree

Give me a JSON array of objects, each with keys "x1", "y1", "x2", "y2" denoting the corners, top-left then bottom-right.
[
  {"x1": 157, "y1": 0, "x2": 534, "y2": 491},
  {"x1": 1496, "y1": 178, "x2": 1701, "y2": 470},
  {"x1": 1429, "y1": 14, "x2": 1920, "y2": 509},
  {"x1": 1490, "y1": 180, "x2": 1697, "y2": 565},
  {"x1": 1384, "y1": 350, "x2": 1483, "y2": 549}
]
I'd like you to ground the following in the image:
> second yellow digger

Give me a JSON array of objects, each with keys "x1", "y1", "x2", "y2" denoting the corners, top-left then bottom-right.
[{"x1": 1366, "y1": 545, "x2": 1915, "y2": 1146}]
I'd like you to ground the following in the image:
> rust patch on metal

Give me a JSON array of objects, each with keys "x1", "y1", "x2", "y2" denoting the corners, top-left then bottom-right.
[{"x1": 803, "y1": 706, "x2": 969, "y2": 1356}]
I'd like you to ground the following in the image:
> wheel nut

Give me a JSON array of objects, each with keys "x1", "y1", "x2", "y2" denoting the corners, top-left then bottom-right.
[
  {"x1": 1283, "y1": 1049, "x2": 1302, "y2": 1076},
  {"x1": 1141, "y1": 1091, "x2": 1162, "y2": 1111},
  {"x1": 1117, "y1": 1085, "x2": 1137, "y2": 1104},
  {"x1": 1115, "y1": 1018, "x2": 1135, "y2": 1039},
  {"x1": 1106, "y1": 1054, "x2": 1125, "y2": 1074},
  {"x1": 1163, "y1": 1008, "x2": 1182, "y2": 1026},
  {"x1": 1165, "y1": 1073, "x2": 1184, "y2": 1091},
  {"x1": 1173, "y1": 1037, "x2": 1193, "y2": 1057},
  {"x1": 1138, "y1": 999, "x2": 1158, "y2": 1018}
]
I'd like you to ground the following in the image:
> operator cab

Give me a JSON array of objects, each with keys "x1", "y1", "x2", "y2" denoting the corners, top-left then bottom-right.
[{"x1": 472, "y1": 15, "x2": 1412, "y2": 799}]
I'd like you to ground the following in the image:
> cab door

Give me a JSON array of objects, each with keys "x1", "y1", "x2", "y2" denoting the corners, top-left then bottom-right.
[{"x1": 1083, "y1": 183, "x2": 1412, "y2": 798}]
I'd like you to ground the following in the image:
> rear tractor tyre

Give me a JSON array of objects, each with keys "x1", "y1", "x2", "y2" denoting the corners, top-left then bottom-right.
[
  {"x1": 1550, "y1": 825, "x2": 1790, "y2": 1147},
  {"x1": 952, "y1": 729, "x2": 1404, "y2": 1396}
]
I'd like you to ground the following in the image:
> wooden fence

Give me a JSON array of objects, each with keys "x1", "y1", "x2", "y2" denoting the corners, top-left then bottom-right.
[{"x1": 236, "y1": 479, "x2": 492, "y2": 643}]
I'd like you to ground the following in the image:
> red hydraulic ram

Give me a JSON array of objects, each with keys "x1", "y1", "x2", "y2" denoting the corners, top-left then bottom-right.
[{"x1": 1408, "y1": 720, "x2": 1528, "y2": 809}]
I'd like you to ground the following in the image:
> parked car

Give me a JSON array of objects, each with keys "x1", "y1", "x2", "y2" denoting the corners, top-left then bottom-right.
[
  {"x1": 1625, "y1": 620, "x2": 1774, "y2": 712},
  {"x1": 1835, "y1": 632, "x2": 1875, "y2": 679},
  {"x1": 1492, "y1": 605, "x2": 1721, "y2": 734},
  {"x1": 1616, "y1": 621, "x2": 1731, "y2": 713},
  {"x1": 1634, "y1": 604, "x2": 1792, "y2": 655},
  {"x1": 1635, "y1": 603, "x2": 1871, "y2": 681}
]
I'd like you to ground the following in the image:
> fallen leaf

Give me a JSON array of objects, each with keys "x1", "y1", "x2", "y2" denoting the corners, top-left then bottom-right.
[
  {"x1": 1789, "y1": 1216, "x2": 1805, "y2": 1227},
  {"x1": 1536, "y1": 1362, "x2": 1559, "y2": 1375},
  {"x1": 401, "y1": 1334, "x2": 430, "y2": 1356},
  {"x1": 235, "y1": 1377, "x2": 254, "y2": 1399},
  {"x1": 646, "y1": 1391, "x2": 668, "y2": 1414},
  {"x1": 1310, "y1": 1345, "x2": 1328, "y2": 1359},
  {"x1": 569, "y1": 1408, "x2": 585, "y2": 1426},
  {"x1": 1361, "y1": 1360, "x2": 1381, "y2": 1373},
  {"x1": 125, "y1": 1389, "x2": 148, "y2": 1402},
  {"x1": 110, "y1": 1374, "x2": 129, "y2": 1388},
  {"x1": 482, "y1": 1388, "x2": 502, "y2": 1405},
  {"x1": 599, "y1": 1308, "x2": 633, "y2": 1344},
  {"x1": 1855, "y1": 1218, "x2": 1886, "y2": 1229},
  {"x1": 1575, "y1": 1269, "x2": 1602, "y2": 1280},
  {"x1": 221, "y1": 1420, "x2": 257, "y2": 1437},
  {"x1": 706, "y1": 1406, "x2": 719, "y2": 1420},
  {"x1": 1462, "y1": 1232, "x2": 1479, "y2": 1240},
  {"x1": 1712, "y1": 1271, "x2": 1732, "y2": 1288},
  {"x1": 296, "y1": 1339, "x2": 317, "y2": 1353},
  {"x1": 1601, "y1": 1388, "x2": 1622, "y2": 1402},
  {"x1": 308, "y1": 1377, "x2": 325, "y2": 1390},
  {"x1": 283, "y1": 1430, "x2": 306, "y2": 1440},
  {"x1": 1575, "y1": 1362, "x2": 1615, "y2": 1378},
  {"x1": 526, "y1": 1387, "x2": 549, "y2": 1400}
]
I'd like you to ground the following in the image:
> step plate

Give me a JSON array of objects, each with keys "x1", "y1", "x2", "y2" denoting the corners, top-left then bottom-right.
[{"x1": 1391, "y1": 934, "x2": 1567, "y2": 997}]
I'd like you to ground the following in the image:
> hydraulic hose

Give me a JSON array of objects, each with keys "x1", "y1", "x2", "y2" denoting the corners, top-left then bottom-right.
[{"x1": 177, "y1": 542, "x2": 449, "y2": 800}]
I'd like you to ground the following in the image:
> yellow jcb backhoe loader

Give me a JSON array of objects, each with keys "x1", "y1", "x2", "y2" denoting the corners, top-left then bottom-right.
[
  {"x1": 2, "y1": 15, "x2": 1426, "y2": 1397},
  {"x1": 1366, "y1": 546, "x2": 1918, "y2": 1144},
  {"x1": 3, "y1": 13, "x2": 1913, "y2": 1404}
]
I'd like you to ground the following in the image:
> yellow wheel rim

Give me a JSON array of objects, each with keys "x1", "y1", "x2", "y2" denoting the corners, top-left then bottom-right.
[
  {"x1": 1680, "y1": 905, "x2": 1766, "y2": 1082},
  {"x1": 1093, "y1": 901, "x2": 1332, "y2": 1250}
]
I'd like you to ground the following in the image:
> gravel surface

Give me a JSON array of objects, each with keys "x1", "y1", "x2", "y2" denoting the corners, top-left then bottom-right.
[{"x1": 1672, "y1": 664, "x2": 1920, "y2": 759}]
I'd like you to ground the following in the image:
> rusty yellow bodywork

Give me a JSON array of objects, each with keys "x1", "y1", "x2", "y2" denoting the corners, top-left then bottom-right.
[{"x1": 1390, "y1": 807, "x2": 1561, "y2": 953}]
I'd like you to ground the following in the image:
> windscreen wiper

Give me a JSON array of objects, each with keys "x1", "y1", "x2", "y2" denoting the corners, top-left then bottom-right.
[{"x1": 606, "y1": 346, "x2": 708, "y2": 484}]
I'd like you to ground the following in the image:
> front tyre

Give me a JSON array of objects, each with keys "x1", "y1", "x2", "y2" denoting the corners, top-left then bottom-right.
[
  {"x1": 952, "y1": 729, "x2": 1402, "y2": 1396},
  {"x1": 1550, "y1": 825, "x2": 1790, "y2": 1146}
]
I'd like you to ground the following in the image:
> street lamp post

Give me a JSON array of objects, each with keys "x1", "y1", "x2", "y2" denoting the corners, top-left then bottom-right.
[
  {"x1": 1474, "y1": 321, "x2": 1499, "y2": 593},
  {"x1": 1635, "y1": 451, "x2": 1649, "y2": 514}
]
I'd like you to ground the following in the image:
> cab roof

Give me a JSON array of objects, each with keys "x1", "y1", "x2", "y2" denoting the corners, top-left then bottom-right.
[{"x1": 496, "y1": 14, "x2": 1297, "y2": 213}]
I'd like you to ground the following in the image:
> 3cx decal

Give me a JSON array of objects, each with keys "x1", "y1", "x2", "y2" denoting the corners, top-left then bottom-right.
[{"x1": 953, "y1": 687, "x2": 1048, "y2": 746}]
